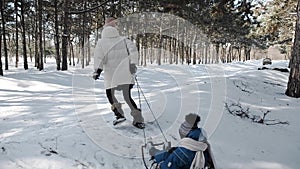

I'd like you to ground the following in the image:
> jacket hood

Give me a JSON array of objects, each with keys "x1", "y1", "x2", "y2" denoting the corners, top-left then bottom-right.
[{"x1": 101, "y1": 26, "x2": 119, "y2": 38}]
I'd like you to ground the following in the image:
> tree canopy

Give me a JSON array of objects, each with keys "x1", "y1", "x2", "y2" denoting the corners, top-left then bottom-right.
[{"x1": 0, "y1": 0, "x2": 297, "y2": 72}]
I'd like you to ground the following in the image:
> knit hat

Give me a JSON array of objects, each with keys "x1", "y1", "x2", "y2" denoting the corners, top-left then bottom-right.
[
  {"x1": 105, "y1": 17, "x2": 117, "y2": 27},
  {"x1": 179, "y1": 113, "x2": 201, "y2": 138}
]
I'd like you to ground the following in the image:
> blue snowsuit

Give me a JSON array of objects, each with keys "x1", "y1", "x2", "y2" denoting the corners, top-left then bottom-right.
[{"x1": 154, "y1": 128, "x2": 207, "y2": 169}]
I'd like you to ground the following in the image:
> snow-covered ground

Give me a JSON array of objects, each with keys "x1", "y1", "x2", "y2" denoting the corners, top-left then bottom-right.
[{"x1": 0, "y1": 59, "x2": 299, "y2": 169}]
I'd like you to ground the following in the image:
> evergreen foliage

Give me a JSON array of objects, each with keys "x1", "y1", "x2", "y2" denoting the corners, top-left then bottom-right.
[{"x1": 0, "y1": 0, "x2": 297, "y2": 72}]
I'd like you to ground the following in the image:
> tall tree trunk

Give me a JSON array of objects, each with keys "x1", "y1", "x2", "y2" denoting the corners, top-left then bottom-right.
[
  {"x1": 1, "y1": 0, "x2": 9, "y2": 70},
  {"x1": 180, "y1": 41, "x2": 184, "y2": 64},
  {"x1": 61, "y1": 0, "x2": 69, "y2": 71},
  {"x1": 38, "y1": 0, "x2": 43, "y2": 71},
  {"x1": 193, "y1": 49, "x2": 196, "y2": 65},
  {"x1": 68, "y1": 40, "x2": 72, "y2": 65},
  {"x1": 244, "y1": 46, "x2": 251, "y2": 61},
  {"x1": 238, "y1": 47, "x2": 242, "y2": 61},
  {"x1": 169, "y1": 38, "x2": 173, "y2": 64},
  {"x1": 72, "y1": 43, "x2": 75, "y2": 66},
  {"x1": 21, "y1": 0, "x2": 28, "y2": 70},
  {"x1": 174, "y1": 39, "x2": 178, "y2": 64},
  {"x1": 157, "y1": 35, "x2": 162, "y2": 65},
  {"x1": 87, "y1": 35, "x2": 90, "y2": 66},
  {"x1": 69, "y1": 42, "x2": 75, "y2": 66},
  {"x1": 81, "y1": 2, "x2": 86, "y2": 69},
  {"x1": 54, "y1": 0, "x2": 61, "y2": 70},
  {"x1": 136, "y1": 35, "x2": 141, "y2": 65},
  {"x1": 15, "y1": 0, "x2": 19, "y2": 68},
  {"x1": 34, "y1": 13, "x2": 39, "y2": 67},
  {"x1": 0, "y1": 30, "x2": 3, "y2": 76},
  {"x1": 286, "y1": 0, "x2": 300, "y2": 98},
  {"x1": 81, "y1": 38, "x2": 85, "y2": 68},
  {"x1": 215, "y1": 44, "x2": 220, "y2": 63},
  {"x1": 29, "y1": 32, "x2": 32, "y2": 62},
  {"x1": 43, "y1": 20, "x2": 46, "y2": 63},
  {"x1": 186, "y1": 46, "x2": 191, "y2": 65},
  {"x1": 205, "y1": 43, "x2": 209, "y2": 64},
  {"x1": 34, "y1": 0, "x2": 38, "y2": 68}
]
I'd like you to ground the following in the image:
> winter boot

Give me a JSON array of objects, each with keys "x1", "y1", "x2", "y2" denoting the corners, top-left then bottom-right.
[
  {"x1": 131, "y1": 109, "x2": 145, "y2": 129},
  {"x1": 111, "y1": 103, "x2": 126, "y2": 125}
]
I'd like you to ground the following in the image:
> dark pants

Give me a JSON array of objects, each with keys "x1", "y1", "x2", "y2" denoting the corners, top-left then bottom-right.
[{"x1": 106, "y1": 84, "x2": 138, "y2": 111}]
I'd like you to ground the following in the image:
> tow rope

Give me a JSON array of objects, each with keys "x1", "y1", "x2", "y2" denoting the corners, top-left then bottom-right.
[{"x1": 135, "y1": 76, "x2": 171, "y2": 169}]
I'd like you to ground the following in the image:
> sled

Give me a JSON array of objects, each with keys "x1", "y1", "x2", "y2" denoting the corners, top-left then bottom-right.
[
  {"x1": 141, "y1": 141, "x2": 171, "y2": 169},
  {"x1": 205, "y1": 142, "x2": 217, "y2": 169},
  {"x1": 141, "y1": 140, "x2": 217, "y2": 169}
]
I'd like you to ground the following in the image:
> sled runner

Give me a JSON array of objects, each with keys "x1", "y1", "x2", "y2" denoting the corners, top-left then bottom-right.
[
  {"x1": 141, "y1": 141, "x2": 171, "y2": 169},
  {"x1": 204, "y1": 142, "x2": 217, "y2": 169}
]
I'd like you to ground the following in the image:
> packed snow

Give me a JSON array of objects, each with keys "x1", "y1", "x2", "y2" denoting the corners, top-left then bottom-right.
[{"x1": 0, "y1": 59, "x2": 299, "y2": 169}]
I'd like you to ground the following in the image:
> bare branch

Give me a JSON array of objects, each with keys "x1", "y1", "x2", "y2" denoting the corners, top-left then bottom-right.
[
  {"x1": 233, "y1": 80, "x2": 254, "y2": 94},
  {"x1": 225, "y1": 101, "x2": 289, "y2": 126},
  {"x1": 68, "y1": 0, "x2": 111, "y2": 14}
]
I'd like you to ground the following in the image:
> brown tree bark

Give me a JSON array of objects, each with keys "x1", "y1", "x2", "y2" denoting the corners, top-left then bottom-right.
[
  {"x1": 1, "y1": 0, "x2": 9, "y2": 70},
  {"x1": 15, "y1": 0, "x2": 19, "y2": 68},
  {"x1": 38, "y1": 0, "x2": 43, "y2": 71},
  {"x1": 54, "y1": 0, "x2": 61, "y2": 70},
  {"x1": 61, "y1": 0, "x2": 69, "y2": 71},
  {"x1": 0, "y1": 28, "x2": 3, "y2": 76},
  {"x1": 21, "y1": 0, "x2": 28, "y2": 70},
  {"x1": 286, "y1": 0, "x2": 300, "y2": 98}
]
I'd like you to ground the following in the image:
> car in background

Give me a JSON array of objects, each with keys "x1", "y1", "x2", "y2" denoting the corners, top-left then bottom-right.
[{"x1": 263, "y1": 58, "x2": 272, "y2": 65}]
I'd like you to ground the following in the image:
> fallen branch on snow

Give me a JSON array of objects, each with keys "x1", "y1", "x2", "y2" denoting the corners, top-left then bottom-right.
[
  {"x1": 233, "y1": 80, "x2": 254, "y2": 94},
  {"x1": 225, "y1": 101, "x2": 289, "y2": 125}
]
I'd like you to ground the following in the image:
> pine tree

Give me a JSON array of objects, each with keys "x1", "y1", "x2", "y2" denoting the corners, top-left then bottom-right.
[
  {"x1": 1, "y1": 0, "x2": 9, "y2": 70},
  {"x1": 20, "y1": 0, "x2": 28, "y2": 70},
  {"x1": 252, "y1": 0, "x2": 297, "y2": 55},
  {"x1": 54, "y1": 0, "x2": 61, "y2": 70},
  {"x1": 15, "y1": 0, "x2": 19, "y2": 68},
  {"x1": 61, "y1": 0, "x2": 69, "y2": 71},
  {"x1": 286, "y1": 0, "x2": 300, "y2": 98},
  {"x1": 0, "y1": 30, "x2": 3, "y2": 76},
  {"x1": 38, "y1": 0, "x2": 43, "y2": 70}
]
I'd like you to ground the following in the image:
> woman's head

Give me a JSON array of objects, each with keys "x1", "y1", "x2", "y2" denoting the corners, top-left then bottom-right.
[{"x1": 105, "y1": 17, "x2": 117, "y2": 27}]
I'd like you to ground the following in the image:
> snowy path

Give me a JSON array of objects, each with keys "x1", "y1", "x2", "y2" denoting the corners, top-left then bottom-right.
[
  {"x1": 71, "y1": 64, "x2": 225, "y2": 167},
  {"x1": 1, "y1": 60, "x2": 300, "y2": 169}
]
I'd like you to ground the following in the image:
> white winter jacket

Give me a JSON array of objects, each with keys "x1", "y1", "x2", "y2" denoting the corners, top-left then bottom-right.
[{"x1": 94, "y1": 26, "x2": 139, "y2": 89}]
